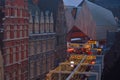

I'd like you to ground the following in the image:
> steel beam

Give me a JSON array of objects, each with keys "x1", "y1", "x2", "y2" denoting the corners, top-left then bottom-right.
[{"x1": 66, "y1": 55, "x2": 87, "y2": 80}]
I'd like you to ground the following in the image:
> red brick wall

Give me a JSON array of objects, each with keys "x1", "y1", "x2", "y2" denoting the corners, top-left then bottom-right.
[{"x1": 3, "y1": 0, "x2": 29, "y2": 80}]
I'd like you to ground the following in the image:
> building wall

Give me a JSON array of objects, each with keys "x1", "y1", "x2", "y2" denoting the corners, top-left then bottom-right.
[
  {"x1": 3, "y1": 0, "x2": 29, "y2": 80},
  {"x1": 28, "y1": 5, "x2": 56, "y2": 80},
  {"x1": 0, "y1": 49, "x2": 4, "y2": 80},
  {"x1": 0, "y1": 1, "x2": 4, "y2": 80},
  {"x1": 28, "y1": 0, "x2": 67, "y2": 80},
  {"x1": 55, "y1": 0, "x2": 67, "y2": 65}
]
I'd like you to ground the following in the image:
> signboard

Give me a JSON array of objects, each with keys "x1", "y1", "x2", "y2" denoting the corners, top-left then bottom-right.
[
  {"x1": 69, "y1": 43, "x2": 80, "y2": 48},
  {"x1": 70, "y1": 55, "x2": 84, "y2": 60},
  {"x1": 87, "y1": 40, "x2": 96, "y2": 44},
  {"x1": 69, "y1": 55, "x2": 96, "y2": 60}
]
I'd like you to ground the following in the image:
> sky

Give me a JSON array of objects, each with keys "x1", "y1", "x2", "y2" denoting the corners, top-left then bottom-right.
[{"x1": 63, "y1": 0, "x2": 83, "y2": 7}]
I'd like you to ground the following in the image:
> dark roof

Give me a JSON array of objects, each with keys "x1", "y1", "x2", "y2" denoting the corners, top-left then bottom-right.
[
  {"x1": 68, "y1": 26, "x2": 88, "y2": 37},
  {"x1": 28, "y1": 0, "x2": 60, "y2": 24},
  {"x1": 90, "y1": 0, "x2": 120, "y2": 7},
  {"x1": 28, "y1": 4, "x2": 40, "y2": 16},
  {"x1": 38, "y1": 0, "x2": 59, "y2": 11},
  {"x1": 88, "y1": 0, "x2": 120, "y2": 19},
  {"x1": 28, "y1": 0, "x2": 59, "y2": 12}
]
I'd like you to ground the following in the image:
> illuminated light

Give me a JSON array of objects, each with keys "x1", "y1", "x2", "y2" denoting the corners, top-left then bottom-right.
[
  {"x1": 70, "y1": 61, "x2": 74, "y2": 64},
  {"x1": 67, "y1": 48, "x2": 74, "y2": 53},
  {"x1": 70, "y1": 61, "x2": 74, "y2": 67},
  {"x1": 97, "y1": 48, "x2": 102, "y2": 51},
  {"x1": 85, "y1": 45, "x2": 90, "y2": 48},
  {"x1": 70, "y1": 64, "x2": 74, "y2": 67},
  {"x1": 91, "y1": 61, "x2": 95, "y2": 64}
]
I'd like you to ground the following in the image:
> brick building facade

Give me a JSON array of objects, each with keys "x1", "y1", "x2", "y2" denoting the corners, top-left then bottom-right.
[
  {"x1": 28, "y1": 4, "x2": 56, "y2": 80},
  {"x1": 0, "y1": 47, "x2": 4, "y2": 80},
  {"x1": 2, "y1": 0, "x2": 29, "y2": 80},
  {"x1": 28, "y1": 0, "x2": 67, "y2": 80}
]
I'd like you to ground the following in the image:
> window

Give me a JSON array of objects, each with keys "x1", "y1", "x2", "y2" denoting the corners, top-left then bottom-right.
[
  {"x1": 40, "y1": 23, "x2": 44, "y2": 33},
  {"x1": 30, "y1": 63, "x2": 34, "y2": 78},
  {"x1": 42, "y1": 41, "x2": 46, "y2": 52},
  {"x1": 13, "y1": 72, "x2": 16, "y2": 80},
  {"x1": 20, "y1": 9, "x2": 22, "y2": 17},
  {"x1": 17, "y1": 9, "x2": 19, "y2": 17},
  {"x1": 30, "y1": 42, "x2": 34, "y2": 56},
  {"x1": 20, "y1": 26, "x2": 22, "y2": 37},
  {"x1": 7, "y1": 31, "x2": 10, "y2": 39},
  {"x1": 15, "y1": 46, "x2": 19, "y2": 61},
  {"x1": 37, "y1": 61, "x2": 40, "y2": 75},
  {"x1": 35, "y1": 11, "x2": 39, "y2": 23},
  {"x1": 19, "y1": 46, "x2": 21, "y2": 61},
  {"x1": 47, "y1": 56, "x2": 51, "y2": 71},
  {"x1": 15, "y1": 9, "x2": 17, "y2": 17},
  {"x1": 50, "y1": 22, "x2": 53, "y2": 32},
  {"x1": 52, "y1": 39, "x2": 55, "y2": 49},
  {"x1": 56, "y1": 36, "x2": 59, "y2": 46},
  {"x1": 35, "y1": 23, "x2": 39, "y2": 33},
  {"x1": 18, "y1": 69, "x2": 21, "y2": 80},
  {"x1": 13, "y1": 47, "x2": 16, "y2": 63},
  {"x1": 46, "y1": 23, "x2": 49, "y2": 32},
  {"x1": 50, "y1": 12, "x2": 54, "y2": 33},
  {"x1": 5, "y1": 74, "x2": 10, "y2": 80},
  {"x1": 37, "y1": 41, "x2": 40, "y2": 54},
  {"x1": 47, "y1": 40, "x2": 51, "y2": 51},
  {"x1": 29, "y1": 12, "x2": 32, "y2": 23},
  {"x1": 51, "y1": 54, "x2": 54, "y2": 69},
  {"x1": 14, "y1": 30, "x2": 16, "y2": 38},
  {"x1": 11, "y1": 8, "x2": 14, "y2": 16},
  {"x1": 6, "y1": 48, "x2": 10, "y2": 65},
  {"x1": 42, "y1": 55, "x2": 46, "y2": 73},
  {"x1": 24, "y1": 51, "x2": 26, "y2": 58},
  {"x1": 24, "y1": 45, "x2": 26, "y2": 58},
  {"x1": 20, "y1": 30, "x2": 22, "y2": 37},
  {"x1": 14, "y1": 26, "x2": 17, "y2": 38},
  {"x1": 7, "y1": 26, "x2": 10, "y2": 39},
  {"x1": 7, "y1": 8, "x2": 10, "y2": 17},
  {"x1": 29, "y1": 24, "x2": 32, "y2": 34}
]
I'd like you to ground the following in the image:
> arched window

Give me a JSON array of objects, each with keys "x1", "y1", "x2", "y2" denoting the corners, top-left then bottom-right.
[
  {"x1": 30, "y1": 62, "x2": 34, "y2": 78},
  {"x1": 7, "y1": 26, "x2": 10, "y2": 39},
  {"x1": 29, "y1": 42, "x2": 34, "y2": 56},
  {"x1": 20, "y1": 9, "x2": 22, "y2": 17},
  {"x1": 13, "y1": 71, "x2": 16, "y2": 80},
  {"x1": 42, "y1": 41, "x2": 46, "y2": 52},
  {"x1": 5, "y1": 73, "x2": 10, "y2": 80}
]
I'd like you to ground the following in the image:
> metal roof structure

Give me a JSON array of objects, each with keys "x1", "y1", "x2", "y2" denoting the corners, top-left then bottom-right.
[
  {"x1": 46, "y1": 54, "x2": 104, "y2": 80},
  {"x1": 64, "y1": 0, "x2": 118, "y2": 40},
  {"x1": 63, "y1": 0, "x2": 83, "y2": 7}
]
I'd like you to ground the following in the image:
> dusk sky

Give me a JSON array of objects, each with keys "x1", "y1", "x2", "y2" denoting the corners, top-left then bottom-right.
[{"x1": 63, "y1": 0, "x2": 83, "y2": 7}]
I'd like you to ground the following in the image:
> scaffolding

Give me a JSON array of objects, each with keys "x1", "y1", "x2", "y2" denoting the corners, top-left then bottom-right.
[{"x1": 46, "y1": 55, "x2": 103, "y2": 80}]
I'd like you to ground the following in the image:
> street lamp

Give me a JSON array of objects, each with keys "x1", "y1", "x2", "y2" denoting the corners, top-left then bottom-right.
[{"x1": 70, "y1": 61, "x2": 74, "y2": 67}]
